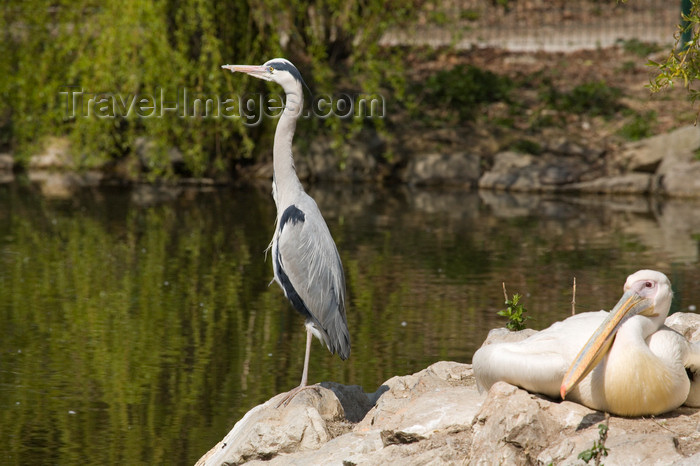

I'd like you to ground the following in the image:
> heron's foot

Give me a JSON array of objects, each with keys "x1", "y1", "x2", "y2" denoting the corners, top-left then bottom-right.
[{"x1": 275, "y1": 384, "x2": 319, "y2": 408}]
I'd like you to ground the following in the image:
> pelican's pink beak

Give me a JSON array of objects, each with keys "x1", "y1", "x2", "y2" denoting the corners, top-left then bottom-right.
[
  {"x1": 221, "y1": 64, "x2": 270, "y2": 80},
  {"x1": 560, "y1": 289, "x2": 653, "y2": 400}
]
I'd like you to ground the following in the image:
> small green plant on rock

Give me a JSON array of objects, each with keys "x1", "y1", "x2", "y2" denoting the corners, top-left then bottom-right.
[
  {"x1": 498, "y1": 283, "x2": 530, "y2": 331},
  {"x1": 578, "y1": 420, "x2": 610, "y2": 465}
]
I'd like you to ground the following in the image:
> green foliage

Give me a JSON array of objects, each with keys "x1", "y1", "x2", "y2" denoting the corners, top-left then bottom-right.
[
  {"x1": 578, "y1": 422, "x2": 610, "y2": 465},
  {"x1": 428, "y1": 10, "x2": 449, "y2": 26},
  {"x1": 494, "y1": 0, "x2": 513, "y2": 9},
  {"x1": 460, "y1": 9, "x2": 481, "y2": 21},
  {"x1": 498, "y1": 285, "x2": 531, "y2": 331},
  {"x1": 509, "y1": 138, "x2": 543, "y2": 155},
  {"x1": 620, "y1": 60, "x2": 637, "y2": 73},
  {"x1": 528, "y1": 110, "x2": 559, "y2": 131},
  {"x1": 422, "y1": 64, "x2": 513, "y2": 121},
  {"x1": 648, "y1": 0, "x2": 700, "y2": 114},
  {"x1": 0, "y1": 0, "x2": 424, "y2": 176},
  {"x1": 544, "y1": 81, "x2": 624, "y2": 118},
  {"x1": 618, "y1": 110, "x2": 657, "y2": 141}
]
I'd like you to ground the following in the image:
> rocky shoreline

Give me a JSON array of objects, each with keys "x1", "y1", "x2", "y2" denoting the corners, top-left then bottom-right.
[
  {"x1": 196, "y1": 313, "x2": 700, "y2": 466},
  {"x1": 294, "y1": 124, "x2": 700, "y2": 197},
  {"x1": 5, "y1": 124, "x2": 700, "y2": 199}
]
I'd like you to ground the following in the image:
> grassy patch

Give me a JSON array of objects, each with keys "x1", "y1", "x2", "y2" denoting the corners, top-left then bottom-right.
[
  {"x1": 428, "y1": 10, "x2": 449, "y2": 25},
  {"x1": 620, "y1": 38, "x2": 661, "y2": 57},
  {"x1": 460, "y1": 9, "x2": 480, "y2": 21},
  {"x1": 510, "y1": 138, "x2": 543, "y2": 155},
  {"x1": 618, "y1": 110, "x2": 657, "y2": 141},
  {"x1": 619, "y1": 60, "x2": 637, "y2": 73},
  {"x1": 543, "y1": 81, "x2": 624, "y2": 118},
  {"x1": 529, "y1": 110, "x2": 559, "y2": 130}
]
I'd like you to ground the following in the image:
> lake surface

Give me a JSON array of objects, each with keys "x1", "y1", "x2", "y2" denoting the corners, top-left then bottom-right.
[{"x1": 1, "y1": 177, "x2": 699, "y2": 465}]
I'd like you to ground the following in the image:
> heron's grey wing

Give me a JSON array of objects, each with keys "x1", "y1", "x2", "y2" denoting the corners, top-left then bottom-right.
[{"x1": 276, "y1": 201, "x2": 350, "y2": 359}]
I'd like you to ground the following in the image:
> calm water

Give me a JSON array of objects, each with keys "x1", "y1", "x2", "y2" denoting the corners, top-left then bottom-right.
[{"x1": 1, "y1": 177, "x2": 700, "y2": 465}]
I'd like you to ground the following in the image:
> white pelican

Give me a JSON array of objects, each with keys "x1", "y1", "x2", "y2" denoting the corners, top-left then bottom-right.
[{"x1": 473, "y1": 270, "x2": 700, "y2": 416}]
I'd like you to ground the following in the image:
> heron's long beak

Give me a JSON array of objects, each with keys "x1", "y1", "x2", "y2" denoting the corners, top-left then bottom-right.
[
  {"x1": 560, "y1": 289, "x2": 654, "y2": 399},
  {"x1": 221, "y1": 64, "x2": 269, "y2": 80}
]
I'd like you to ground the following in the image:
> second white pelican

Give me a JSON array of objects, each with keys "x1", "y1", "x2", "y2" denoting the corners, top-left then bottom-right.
[{"x1": 473, "y1": 270, "x2": 700, "y2": 416}]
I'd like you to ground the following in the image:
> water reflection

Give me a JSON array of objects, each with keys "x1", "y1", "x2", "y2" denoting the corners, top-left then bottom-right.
[{"x1": 0, "y1": 179, "x2": 699, "y2": 465}]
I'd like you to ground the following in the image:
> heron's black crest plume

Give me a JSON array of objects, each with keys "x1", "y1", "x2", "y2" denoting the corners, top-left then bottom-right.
[{"x1": 267, "y1": 59, "x2": 313, "y2": 98}]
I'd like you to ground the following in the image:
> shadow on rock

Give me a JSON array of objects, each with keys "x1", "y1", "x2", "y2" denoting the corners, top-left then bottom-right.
[{"x1": 320, "y1": 382, "x2": 389, "y2": 423}]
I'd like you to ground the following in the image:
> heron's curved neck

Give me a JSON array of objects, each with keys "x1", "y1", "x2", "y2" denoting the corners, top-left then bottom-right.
[{"x1": 273, "y1": 83, "x2": 304, "y2": 203}]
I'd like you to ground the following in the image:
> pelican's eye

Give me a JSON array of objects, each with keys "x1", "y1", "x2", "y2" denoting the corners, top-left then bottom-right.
[{"x1": 645, "y1": 281, "x2": 654, "y2": 288}]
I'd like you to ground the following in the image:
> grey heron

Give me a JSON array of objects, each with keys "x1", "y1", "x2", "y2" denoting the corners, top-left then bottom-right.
[{"x1": 222, "y1": 58, "x2": 350, "y2": 406}]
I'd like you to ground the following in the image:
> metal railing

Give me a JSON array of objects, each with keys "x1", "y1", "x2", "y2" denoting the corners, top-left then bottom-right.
[{"x1": 382, "y1": 0, "x2": 681, "y2": 52}]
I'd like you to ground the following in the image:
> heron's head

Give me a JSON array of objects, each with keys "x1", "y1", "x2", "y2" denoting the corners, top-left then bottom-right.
[{"x1": 222, "y1": 58, "x2": 306, "y2": 95}]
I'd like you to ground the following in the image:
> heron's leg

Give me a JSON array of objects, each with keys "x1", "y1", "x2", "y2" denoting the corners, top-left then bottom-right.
[
  {"x1": 276, "y1": 328, "x2": 317, "y2": 408},
  {"x1": 299, "y1": 326, "x2": 312, "y2": 387}
]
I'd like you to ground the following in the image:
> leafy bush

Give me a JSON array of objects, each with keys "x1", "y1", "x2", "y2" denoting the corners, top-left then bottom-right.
[
  {"x1": 509, "y1": 138, "x2": 542, "y2": 155},
  {"x1": 618, "y1": 111, "x2": 657, "y2": 141},
  {"x1": 422, "y1": 65, "x2": 513, "y2": 121},
  {"x1": 545, "y1": 81, "x2": 624, "y2": 118}
]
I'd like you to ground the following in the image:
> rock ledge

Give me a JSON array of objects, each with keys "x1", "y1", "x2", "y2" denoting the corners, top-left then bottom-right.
[{"x1": 197, "y1": 314, "x2": 700, "y2": 465}]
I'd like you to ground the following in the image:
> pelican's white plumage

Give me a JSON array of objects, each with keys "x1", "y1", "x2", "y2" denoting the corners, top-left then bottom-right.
[{"x1": 473, "y1": 270, "x2": 700, "y2": 417}]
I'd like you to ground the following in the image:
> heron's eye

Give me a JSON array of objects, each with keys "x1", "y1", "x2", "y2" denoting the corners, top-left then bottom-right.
[{"x1": 268, "y1": 66, "x2": 274, "y2": 73}]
